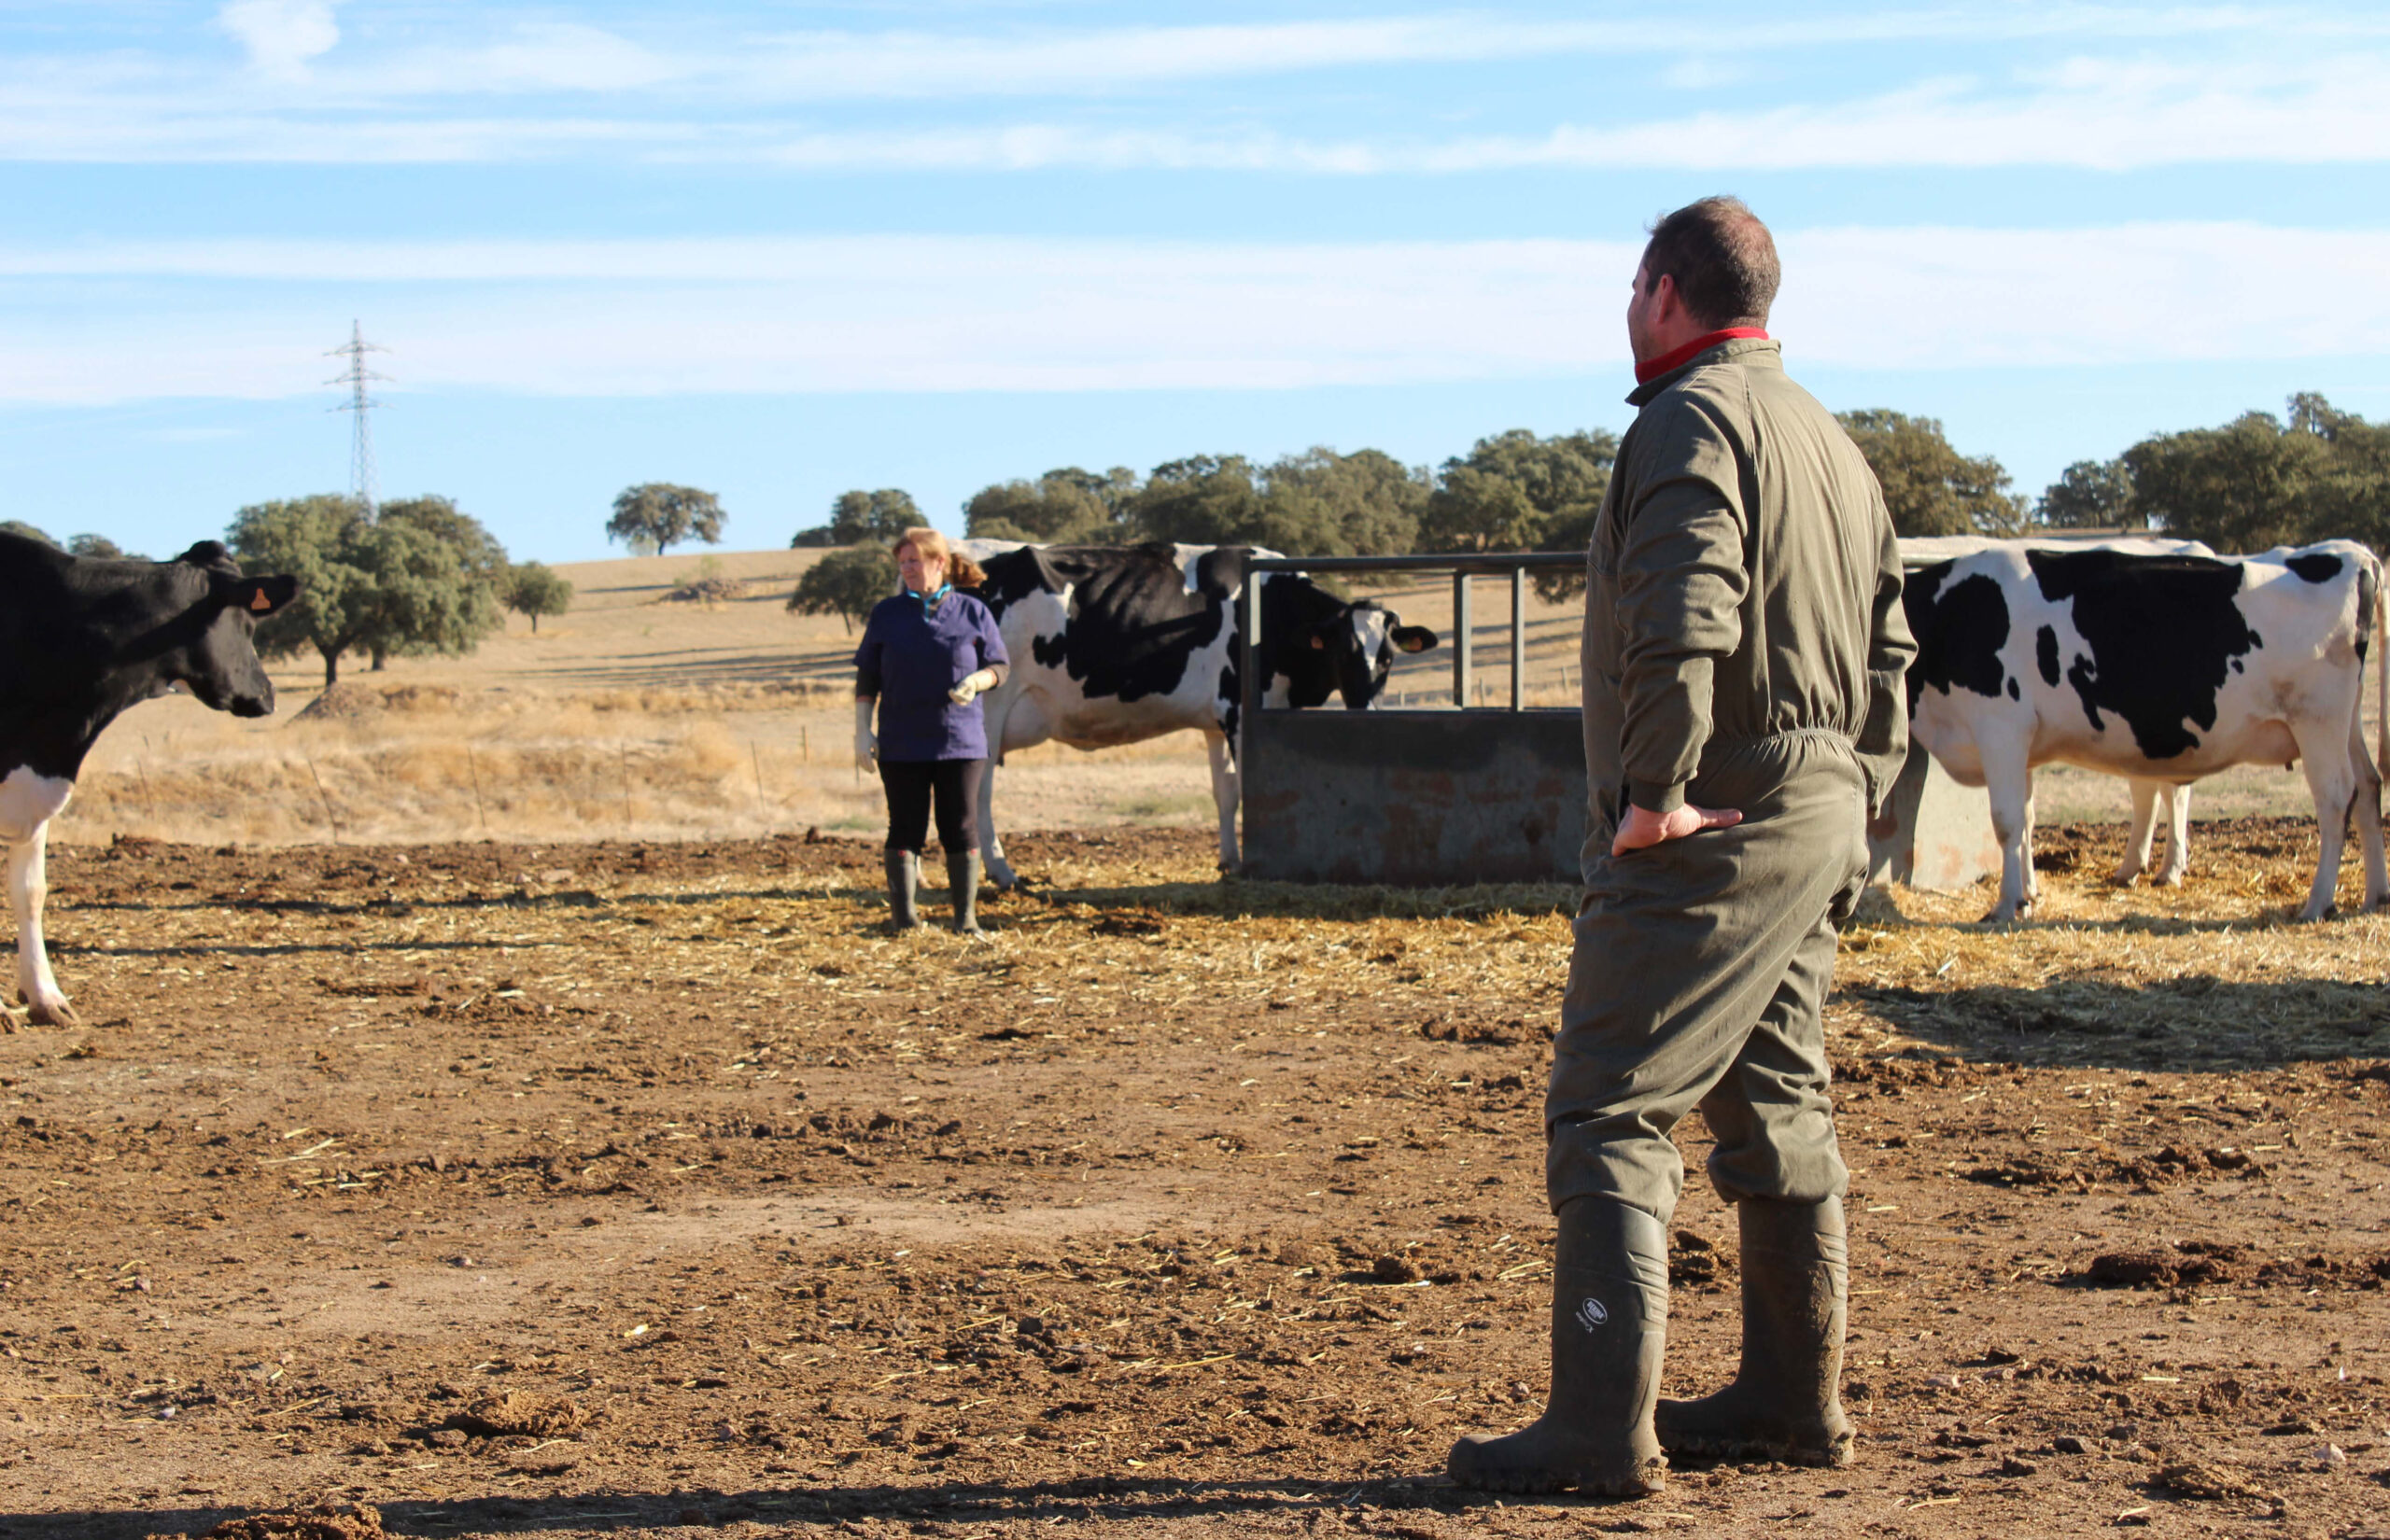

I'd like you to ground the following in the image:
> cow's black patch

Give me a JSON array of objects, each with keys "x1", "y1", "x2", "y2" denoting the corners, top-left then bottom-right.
[
  {"x1": 2065, "y1": 654, "x2": 2104, "y2": 733},
  {"x1": 967, "y1": 542, "x2": 1426, "y2": 728},
  {"x1": 2027, "y1": 549, "x2": 2256, "y2": 761},
  {"x1": 1905, "y1": 566, "x2": 2011, "y2": 705},
  {"x1": 974, "y1": 543, "x2": 1230, "y2": 707},
  {"x1": 2035, "y1": 625, "x2": 2060, "y2": 688},
  {"x1": 2287, "y1": 552, "x2": 2343, "y2": 584},
  {"x1": 1192, "y1": 547, "x2": 1250, "y2": 600},
  {"x1": 2007, "y1": 678, "x2": 2019, "y2": 700}
]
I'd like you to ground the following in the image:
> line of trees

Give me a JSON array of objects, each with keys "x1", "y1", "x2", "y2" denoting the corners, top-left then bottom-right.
[
  {"x1": 787, "y1": 420, "x2": 2033, "y2": 580},
  {"x1": 792, "y1": 433, "x2": 1626, "y2": 603},
  {"x1": 2040, "y1": 393, "x2": 2390, "y2": 553}
]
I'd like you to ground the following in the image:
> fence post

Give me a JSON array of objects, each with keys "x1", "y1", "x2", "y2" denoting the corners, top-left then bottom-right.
[
  {"x1": 1452, "y1": 572, "x2": 1473, "y2": 707},
  {"x1": 467, "y1": 747, "x2": 490, "y2": 836},
  {"x1": 1510, "y1": 565, "x2": 1526, "y2": 711},
  {"x1": 1242, "y1": 570, "x2": 1265, "y2": 811},
  {"x1": 304, "y1": 756, "x2": 341, "y2": 844}
]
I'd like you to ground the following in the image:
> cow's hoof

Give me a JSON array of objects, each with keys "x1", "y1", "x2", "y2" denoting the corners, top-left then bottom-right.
[
  {"x1": 25, "y1": 997, "x2": 77, "y2": 1028},
  {"x1": 2110, "y1": 866, "x2": 2142, "y2": 887}
]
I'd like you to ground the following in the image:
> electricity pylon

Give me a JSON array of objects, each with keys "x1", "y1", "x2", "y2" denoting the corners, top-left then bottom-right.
[{"x1": 325, "y1": 321, "x2": 391, "y2": 521}]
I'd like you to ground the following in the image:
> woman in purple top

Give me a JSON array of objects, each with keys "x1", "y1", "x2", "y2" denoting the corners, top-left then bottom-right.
[{"x1": 853, "y1": 527, "x2": 1009, "y2": 932}]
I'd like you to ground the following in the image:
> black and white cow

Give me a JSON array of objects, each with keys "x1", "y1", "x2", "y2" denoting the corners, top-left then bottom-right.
[
  {"x1": 1904, "y1": 538, "x2": 2386, "y2": 922},
  {"x1": 0, "y1": 535, "x2": 298, "y2": 1023},
  {"x1": 1900, "y1": 535, "x2": 2213, "y2": 889},
  {"x1": 955, "y1": 539, "x2": 1437, "y2": 888}
]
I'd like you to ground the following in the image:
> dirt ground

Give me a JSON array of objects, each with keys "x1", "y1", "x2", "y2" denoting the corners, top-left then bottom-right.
[{"x1": 1, "y1": 821, "x2": 2386, "y2": 1540}]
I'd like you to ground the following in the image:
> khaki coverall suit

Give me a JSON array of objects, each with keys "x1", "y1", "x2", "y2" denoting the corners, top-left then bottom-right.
[{"x1": 1549, "y1": 337, "x2": 1915, "y2": 1224}]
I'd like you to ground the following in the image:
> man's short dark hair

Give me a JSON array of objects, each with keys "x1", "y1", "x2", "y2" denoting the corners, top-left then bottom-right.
[{"x1": 1641, "y1": 196, "x2": 1779, "y2": 329}]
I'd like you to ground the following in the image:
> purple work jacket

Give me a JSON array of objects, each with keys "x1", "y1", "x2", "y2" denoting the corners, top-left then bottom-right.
[{"x1": 853, "y1": 589, "x2": 1009, "y2": 762}]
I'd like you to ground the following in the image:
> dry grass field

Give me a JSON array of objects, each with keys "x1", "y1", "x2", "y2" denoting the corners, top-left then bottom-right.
[{"x1": 1, "y1": 548, "x2": 2384, "y2": 1540}]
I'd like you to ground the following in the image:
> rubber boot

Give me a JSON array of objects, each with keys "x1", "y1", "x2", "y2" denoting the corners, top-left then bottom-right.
[
  {"x1": 1654, "y1": 1196, "x2": 1853, "y2": 1467},
  {"x1": 946, "y1": 851, "x2": 984, "y2": 935},
  {"x1": 882, "y1": 848, "x2": 922, "y2": 931},
  {"x1": 1447, "y1": 1197, "x2": 1668, "y2": 1496}
]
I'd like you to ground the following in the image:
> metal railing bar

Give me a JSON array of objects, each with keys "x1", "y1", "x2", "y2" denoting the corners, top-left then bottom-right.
[
  {"x1": 1245, "y1": 552, "x2": 1582, "y2": 574},
  {"x1": 1510, "y1": 567, "x2": 1526, "y2": 712},
  {"x1": 1452, "y1": 572, "x2": 1473, "y2": 707}
]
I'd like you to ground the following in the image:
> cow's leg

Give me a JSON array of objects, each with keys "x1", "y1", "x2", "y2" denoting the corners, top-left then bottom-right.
[
  {"x1": 2291, "y1": 714, "x2": 2367, "y2": 920},
  {"x1": 2115, "y1": 778, "x2": 2160, "y2": 886},
  {"x1": 9, "y1": 824, "x2": 74, "y2": 1027},
  {"x1": 975, "y1": 687, "x2": 1032, "y2": 888},
  {"x1": 976, "y1": 757, "x2": 1019, "y2": 892},
  {"x1": 2022, "y1": 782, "x2": 2041, "y2": 902},
  {"x1": 2344, "y1": 703, "x2": 2389, "y2": 909},
  {"x1": 1203, "y1": 727, "x2": 1240, "y2": 874},
  {"x1": 2153, "y1": 783, "x2": 2191, "y2": 888},
  {"x1": 1980, "y1": 738, "x2": 2034, "y2": 923}
]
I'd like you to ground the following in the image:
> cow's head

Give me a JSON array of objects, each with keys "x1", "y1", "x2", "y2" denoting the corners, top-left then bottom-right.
[
  {"x1": 1270, "y1": 577, "x2": 1439, "y2": 708},
  {"x1": 161, "y1": 541, "x2": 299, "y2": 718}
]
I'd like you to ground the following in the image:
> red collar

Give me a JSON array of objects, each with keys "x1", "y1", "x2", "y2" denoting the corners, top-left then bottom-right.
[{"x1": 1635, "y1": 327, "x2": 1769, "y2": 384}]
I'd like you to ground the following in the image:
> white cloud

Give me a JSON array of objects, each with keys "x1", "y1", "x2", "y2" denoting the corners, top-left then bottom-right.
[
  {"x1": 0, "y1": 223, "x2": 2384, "y2": 405},
  {"x1": 1416, "y1": 58, "x2": 2390, "y2": 171},
  {"x1": 5, "y1": 33, "x2": 2384, "y2": 169},
  {"x1": 215, "y1": 0, "x2": 341, "y2": 82},
  {"x1": 307, "y1": 9, "x2": 2390, "y2": 104}
]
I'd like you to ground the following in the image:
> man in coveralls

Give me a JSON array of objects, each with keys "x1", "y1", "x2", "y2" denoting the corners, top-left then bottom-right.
[{"x1": 1449, "y1": 197, "x2": 1916, "y2": 1497}]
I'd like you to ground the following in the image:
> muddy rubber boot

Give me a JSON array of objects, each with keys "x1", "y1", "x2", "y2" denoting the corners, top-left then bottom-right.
[
  {"x1": 1447, "y1": 1197, "x2": 1668, "y2": 1497},
  {"x1": 1654, "y1": 1196, "x2": 1853, "y2": 1467},
  {"x1": 883, "y1": 848, "x2": 922, "y2": 931},
  {"x1": 946, "y1": 851, "x2": 984, "y2": 935}
]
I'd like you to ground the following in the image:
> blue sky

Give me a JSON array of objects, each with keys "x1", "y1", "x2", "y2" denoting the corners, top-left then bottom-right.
[{"x1": 2, "y1": 2, "x2": 2386, "y2": 561}]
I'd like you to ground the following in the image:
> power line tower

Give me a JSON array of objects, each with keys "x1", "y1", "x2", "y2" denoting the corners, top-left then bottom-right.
[{"x1": 325, "y1": 320, "x2": 392, "y2": 520}]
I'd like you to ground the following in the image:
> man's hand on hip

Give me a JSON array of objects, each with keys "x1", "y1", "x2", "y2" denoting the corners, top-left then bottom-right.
[{"x1": 1611, "y1": 801, "x2": 1742, "y2": 856}]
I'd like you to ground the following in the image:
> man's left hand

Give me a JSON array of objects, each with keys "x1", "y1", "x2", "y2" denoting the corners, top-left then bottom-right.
[{"x1": 1611, "y1": 801, "x2": 1741, "y2": 856}]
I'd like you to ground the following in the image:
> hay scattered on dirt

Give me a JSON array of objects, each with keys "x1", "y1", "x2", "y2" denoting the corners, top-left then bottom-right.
[
  {"x1": 443, "y1": 1392, "x2": 591, "y2": 1438},
  {"x1": 193, "y1": 1503, "x2": 387, "y2": 1540},
  {"x1": 2156, "y1": 1461, "x2": 2267, "y2": 1501},
  {"x1": 16, "y1": 822, "x2": 2390, "y2": 1539}
]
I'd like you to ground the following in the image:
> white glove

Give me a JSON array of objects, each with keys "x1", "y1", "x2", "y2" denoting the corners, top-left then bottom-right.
[
  {"x1": 949, "y1": 668, "x2": 999, "y2": 706},
  {"x1": 853, "y1": 697, "x2": 878, "y2": 773}
]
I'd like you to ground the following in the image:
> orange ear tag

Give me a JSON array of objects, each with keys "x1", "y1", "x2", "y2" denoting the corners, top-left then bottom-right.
[{"x1": 250, "y1": 589, "x2": 274, "y2": 612}]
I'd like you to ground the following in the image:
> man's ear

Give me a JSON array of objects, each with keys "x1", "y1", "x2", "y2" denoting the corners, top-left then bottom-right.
[{"x1": 1652, "y1": 270, "x2": 1687, "y2": 324}]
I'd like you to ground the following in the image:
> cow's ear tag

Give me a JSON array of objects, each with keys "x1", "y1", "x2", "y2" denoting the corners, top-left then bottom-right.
[
  {"x1": 249, "y1": 587, "x2": 274, "y2": 612},
  {"x1": 1308, "y1": 634, "x2": 1325, "y2": 650}
]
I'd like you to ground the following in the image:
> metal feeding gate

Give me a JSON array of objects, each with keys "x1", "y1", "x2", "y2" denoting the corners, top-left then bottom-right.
[{"x1": 1239, "y1": 553, "x2": 1588, "y2": 886}]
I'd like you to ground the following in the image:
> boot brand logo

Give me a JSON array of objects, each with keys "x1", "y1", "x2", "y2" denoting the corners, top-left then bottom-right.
[{"x1": 1572, "y1": 1296, "x2": 1609, "y2": 1331}]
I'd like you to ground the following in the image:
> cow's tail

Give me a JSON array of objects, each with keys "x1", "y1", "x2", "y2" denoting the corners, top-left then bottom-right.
[{"x1": 2372, "y1": 550, "x2": 2386, "y2": 786}]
